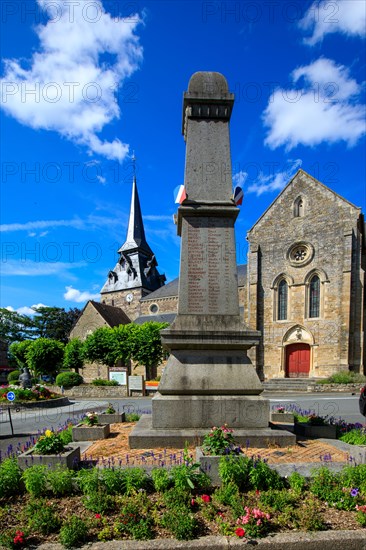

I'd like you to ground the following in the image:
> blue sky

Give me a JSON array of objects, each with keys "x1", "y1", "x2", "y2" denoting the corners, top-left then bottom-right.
[{"x1": 1, "y1": 0, "x2": 365, "y2": 314}]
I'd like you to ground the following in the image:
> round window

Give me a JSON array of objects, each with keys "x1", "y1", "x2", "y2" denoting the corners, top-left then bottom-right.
[
  {"x1": 287, "y1": 242, "x2": 314, "y2": 267},
  {"x1": 149, "y1": 303, "x2": 159, "y2": 314}
]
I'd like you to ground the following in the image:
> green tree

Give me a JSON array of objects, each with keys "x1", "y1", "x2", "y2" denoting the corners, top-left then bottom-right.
[
  {"x1": 9, "y1": 340, "x2": 33, "y2": 370},
  {"x1": 83, "y1": 327, "x2": 118, "y2": 368},
  {"x1": 0, "y1": 308, "x2": 33, "y2": 343},
  {"x1": 31, "y1": 307, "x2": 81, "y2": 343},
  {"x1": 27, "y1": 338, "x2": 64, "y2": 376},
  {"x1": 131, "y1": 322, "x2": 168, "y2": 380},
  {"x1": 63, "y1": 338, "x2": 84, "y2": 373}
]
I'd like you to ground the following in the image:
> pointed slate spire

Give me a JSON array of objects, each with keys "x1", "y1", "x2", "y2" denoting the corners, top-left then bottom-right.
[{"x1": 118, "y1": 176, "x2": 153, "y2": 255}]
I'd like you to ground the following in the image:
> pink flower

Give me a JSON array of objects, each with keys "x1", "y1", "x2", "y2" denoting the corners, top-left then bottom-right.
[
  {"x1": 235, "y1": 527, "x2": 245, "y2": 537},
  {"x1": 256, "y1": 519, "x2": 262, "y2": 525},
  {"x1": 191, "y1": 498, "x2": 196, "y2": 506},
  {"x1": 201, "y1": 494, "x2": 211, "y2": 503}
]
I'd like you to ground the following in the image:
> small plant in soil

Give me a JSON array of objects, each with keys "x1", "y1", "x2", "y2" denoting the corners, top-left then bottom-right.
[{"x1": 202, "y1": 424, "x2": 241, "y2": 455}]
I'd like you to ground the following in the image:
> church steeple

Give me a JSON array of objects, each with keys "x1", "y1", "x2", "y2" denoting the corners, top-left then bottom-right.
[
  {"x1": 118, "y1": 176, "x2": 153, "y2": 255},
  {"x1": 100, "y1": 169, "x2": 166, "y2": 303}
]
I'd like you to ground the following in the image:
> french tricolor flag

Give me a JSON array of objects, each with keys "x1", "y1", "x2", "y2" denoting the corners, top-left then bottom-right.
[
  {"x1": 233, "y1": 184, "x2": 244, "y2": 206},
  {"x1": 174, "y1": 184, "x2": 187, "y2": 204}
]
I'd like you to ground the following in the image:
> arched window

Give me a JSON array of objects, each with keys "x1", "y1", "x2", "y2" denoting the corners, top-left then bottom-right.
[
  {"x1": 309, "y1": 275, "x2": 320, "y2": 318},
  {"x1": 294, "y1": 196, "x2": 305, "y2": 217},
  {"x1": 278, "y1": 279, "x2": 288, "y2": 320}
]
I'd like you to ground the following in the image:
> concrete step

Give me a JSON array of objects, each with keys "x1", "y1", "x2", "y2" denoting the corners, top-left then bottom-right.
[{"x1": 263, "y1": 378, "x2": 319, "y2": 392}]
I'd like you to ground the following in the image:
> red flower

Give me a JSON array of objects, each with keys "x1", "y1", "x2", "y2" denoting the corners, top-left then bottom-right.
[
  {"x1": 235, "y1": 527, "x2": 245, "y2": 537},
  {"x1": 95, "y1": 513, "x2": 101, "y2": 519},
  {"x1": 191, "y1": 498, "x2": 196, "y2": 507},
  {"x1": 201, "y1": 494, "x2": 211, "y2": 503},
  {"x1": 13, "y1": 531, "x2": 25, "y2": 546}
]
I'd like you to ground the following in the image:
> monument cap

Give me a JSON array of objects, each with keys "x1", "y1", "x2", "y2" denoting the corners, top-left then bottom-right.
[{"x1": 187, "y1": 71, "x2": 229, "y2": 97}]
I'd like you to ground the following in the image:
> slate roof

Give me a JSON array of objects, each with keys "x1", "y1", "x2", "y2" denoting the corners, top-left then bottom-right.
[
  {"x1": 90, "y1": 301, "x2": 131, "y2": 326},
  {"x1": 141, "y1": 264, "x2": 247, "y2": 302},
  {"x1": 134, "y1": 313, "x2": 177, "y2": 325}
]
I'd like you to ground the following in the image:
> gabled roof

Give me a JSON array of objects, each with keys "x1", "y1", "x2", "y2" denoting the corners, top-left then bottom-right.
[
  {"x1": 90, "y1": 301, "x2": 131, "y2": 326},
  {"x1": 247, "y1": 169, "x2": 361, "y2": 234}
]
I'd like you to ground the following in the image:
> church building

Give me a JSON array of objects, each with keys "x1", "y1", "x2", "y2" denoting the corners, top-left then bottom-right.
[{"x1": 71, "y1": 169, "x2": 365, "y2": 381}]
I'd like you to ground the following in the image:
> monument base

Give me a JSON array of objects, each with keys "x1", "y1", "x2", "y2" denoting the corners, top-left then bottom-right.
[
  {"x1": 151, "y1": 393, "x2": 270, "y2": 429},
  {"x1": 129, "y1": 415, "x2": 296, "y2": 449}
]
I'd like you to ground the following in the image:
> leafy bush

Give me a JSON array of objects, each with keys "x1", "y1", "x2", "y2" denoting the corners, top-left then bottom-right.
[
  {"x1": 317, "y1": 371, "x2": 366, "y2": 385},
  {"x1": 0, "y1": 458, "x2": 23, "y2": 498},
  {"x1": 100, "y1": 467, "x2": 127, "y2": 495},
  {"x1": 47, "y1": 466, "x2": 75, "y2": 496},
  {"x1": 202, "y1": 425, "x2": 241, "y2": 455},
  {"x1": 116, "y1": 495, "x2": 154, "y2": 540},
  {"x1": 76, "y1": 468, "x2": 101, "y2": 495},
  {"x1": 26, "y1": 499, "x2": 61, "y2": 534},
  {"x1": 151, "y1": 468, "x2": 171, "y2": 492},
  {"x1": 122, "y1": 467, "x2": 149, "y2": 495},
  {"x1": 248, "y1": 459, "x2": 283, "y2": 491},
  {"x1": 170, "y1": 462, "x2": 210, "y2": 492},
  {"x1": 27, "y1": 338, "x2": 64, "y2": 376},
  {"x1": 125, "y1": 412, "x2": 140, "y2": 422},
  {"x1": 161, "y1": 505, "x2": 197, "y2": 540},
  {"x1": 7, "y1": 370, "x2": 20, "y2": 383},
  {"x1": 213, "y1": 481, "x2": 240, "y2": 506},
  {"x1": 91, "y1": 378, "x2": 118, "y2": 386},
  {"x1": 59, "y1": 425, "x2": 73, "y2": 445},
  {"x1": 259, "y1": 489, "x2": 298, "y2": 511},
  {"x1": 339, "y1": 428, "x2": 366, "y2": 446},
  {"x1": 22, "y1": 465, "x2": 47, "y2": 497},
  {"x1": 82, "y1": 491, "x2": 115, "y2": 513},
  {"x1": 59, "y1": 516, "x2": 88, "y2": 548},
  {"x1": 287, "y1": 471, "x2": 307, "y2": 494},
  {"x1": 55, "y1": 371, "x2": 83, "y2": 388},
  {"x1": 218, "y1": 455, "x2": 252, "y2": 490},
  {"x1": 294, "y1": 497, "x2": 326, "y2": 531}
]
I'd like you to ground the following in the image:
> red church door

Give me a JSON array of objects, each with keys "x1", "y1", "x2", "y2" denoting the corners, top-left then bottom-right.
[{"x1": 286, "y1": 344, "x2": 310, "y2": 378}]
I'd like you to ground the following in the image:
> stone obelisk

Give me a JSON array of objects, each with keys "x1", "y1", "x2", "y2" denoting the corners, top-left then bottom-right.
[{"x1": 129, "y1": 72, "x2": 294, "y2": 448}]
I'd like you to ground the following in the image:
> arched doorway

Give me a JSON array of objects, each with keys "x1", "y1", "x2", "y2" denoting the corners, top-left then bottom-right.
[{"x1": 286, "y1": 343, "x2": 310, "y2": 378}]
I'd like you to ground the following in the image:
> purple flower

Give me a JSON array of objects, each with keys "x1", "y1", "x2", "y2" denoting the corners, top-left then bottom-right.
[{"x1": 351, "y1": 488, "x2": 359, "y2": 497}]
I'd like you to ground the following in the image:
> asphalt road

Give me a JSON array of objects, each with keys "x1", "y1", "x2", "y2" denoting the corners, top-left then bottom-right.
[{"x1": 0, "y1": 392, "x2": 364, "y2": 458}]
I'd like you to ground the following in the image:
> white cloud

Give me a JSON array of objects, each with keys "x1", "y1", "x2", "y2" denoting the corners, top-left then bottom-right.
[
  {"x1": 0, "y1": 0, "x2": 143, "y2": 161},
  {"x1": 6, "y1": 303, "x2": 48, "y2": 316},
  {"x1": 299, "y1": 0, "x2": 366, "y2": 45},
  {"x1": 263, "y1": 58, "x2": 366, "y2": 150},
  {"x1": 232, "y1": 170, "x2": 248, "y2": 188},
  {"x1": 0, "y1": 215, "x2": 116, "y2": 233},
  {"x1": 247, "y1": 159, "x2": 302, "y2": 196},
  {"x1": 1, "y1": 260, "x2": 84, "y2": 277},
  {"x1": 64, "y1": 286, "x2": 99, "y2": 303}
]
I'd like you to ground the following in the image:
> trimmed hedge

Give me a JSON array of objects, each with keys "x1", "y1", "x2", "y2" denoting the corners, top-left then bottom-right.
[
  {"x1": 55, "y1": 371, "x2": 83, "y2": 388},
  {"x1": 92, "y1": 378, "x2": 119, "y2": 386},
  {"x1": 7, "y1": 370, "x2": 20, "y2": 383}
]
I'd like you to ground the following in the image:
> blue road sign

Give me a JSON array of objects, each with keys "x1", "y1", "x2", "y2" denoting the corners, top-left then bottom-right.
[{"x1": 7, "y1": 391, "x2": 15, "y2": 402}]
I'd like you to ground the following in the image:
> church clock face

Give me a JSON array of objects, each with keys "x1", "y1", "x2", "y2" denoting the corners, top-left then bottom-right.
[{"x1": 126, "y1": 293, "x2": 134, "y2": 303}]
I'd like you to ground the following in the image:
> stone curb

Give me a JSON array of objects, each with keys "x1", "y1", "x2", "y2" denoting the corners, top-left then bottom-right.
[{"x1": 33, "y1": 531, "x2": 366, "y2": 549}]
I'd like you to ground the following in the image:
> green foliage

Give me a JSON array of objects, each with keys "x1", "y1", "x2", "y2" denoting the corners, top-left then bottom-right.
[
  {"x1": 31, "y1": 306, "x2": 81, "y2": 343},
  {"x1": 122, "y1": 467, "x2": 149, "y2": 496},
  {"x1": 100, "y1": 467, "x2": 127, "y2": 495},
  {"x1": 218, "y1": 455, "x2": 252, "y2": 490},
  {"x1": 151, "y1": 468, "x2": 172, "y2": 492},
  {"x1": 130, "y1": 322, "x2": 168, "y2": 380},
  {"x1": 25, "y1": 499, "x2": 61, "y2": 534},
  {"x1": 22, "y1": 465, "x2": 47, "y2": 497},
  {"x1": 33, "y1": 429, "x2": 65, "y2": 454},
  {"x1": 161, "y1": 505, "x2": 197, "y2": 540},
  {"x1": 339, "y1": 464, "x2": 366, "y2": 494},
  {"x1": 248, "y1": 459, "x2": 283, "y2": 491},
  {"x1": 92, "y1": 378, "x2": 118, "y2": 386},
  {"x1": 125, "y1": 412, "x2": 140, "y2": 422},
  {"x1": 47, "y1": 466, "x2": 75, "y2": 496},
  {"x1": 202, "y1": 425, "x2": 241, "y2": 455},
  {"x1": 83, "y1": 327, "x2": 121, "y2": 368},
  {"x1": 59, "y1": 425, "x2": 73, "y2": 445},
  {"x1": 7, "y1": 370, "x2": 20, "y2": 383},
  {"x1": 317, "y1": 371, "x2": 366, "y2": 385},
  {"x1": 63, "y1": 338, "x2": 84, "y2": 372},
  {"x1": 27, "y1": 338, "x2": 64, "y2": 376},
  {"x1": 287, "y1": 471, "x2": 307, "y2": 494},
  {"x1": 0, "y1": 459, "x2": 23, "y2": 498},
  {"x1": 9, "y1": 340, "x2": 32, "y2": 370},
  {"x1": 0, "y1": 307, "x2": 33, "y2": 343},
  {"x1": 162, "y1": 487, "x2": 190, "y2": 509},
  {"x1": 294, "y1": 497, "x2": 326, "y2": 531},
  {"x1": 259, "y1": 489, "x2": 298, "y2": 511},
  {"x1": 59, "y1": 515, "x2": 88, "y2": 548},
  {"x1": 170, "y1": 455, "x2": 210, "y2": 492},
  {"x1": 82, "y1": 490, "x2": 115, "y2": 513},
  {"x1": 339, "y1": 428, "x2": 366, "y2": 446},
  {"x1": 116, "y1": 494, "x2": 154, "y2": 540},
  {"x1": 76, "y1": 468, "x2": 101, "y2": 494},
  {"x1": 105, "y1": 403, "x2": 116, "y2": 414},
  {"x1": 56, "y1": 371, "x2": 83, "y2": 388},
  {"x1": 213, "y1": 481, "x2": 240, "y2": 506},
  {"x1": 309, "y1": 466, "x2": 359, "y2": 510}
]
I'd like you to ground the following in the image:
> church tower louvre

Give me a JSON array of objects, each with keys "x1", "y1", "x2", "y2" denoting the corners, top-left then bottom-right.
[{"x1": 100, "y1": 175, "x2": 166, "y2": 320}]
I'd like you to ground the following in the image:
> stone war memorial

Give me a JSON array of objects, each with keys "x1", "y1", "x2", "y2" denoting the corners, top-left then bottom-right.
[{"x1": 129, "y1": 72, "x2": 295, "y2": 448}]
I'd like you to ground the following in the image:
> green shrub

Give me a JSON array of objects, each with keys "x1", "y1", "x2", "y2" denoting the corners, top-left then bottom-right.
[
  {"x1": 317, "y1": 371, "x2": 366, "y2": 385},
  {"x1": 213, "y1": 481, "x2": 240, "y2": 506},
  {"x1": 7, "y1": 370, "x2": 20, "y2": 383},
  {"x1": 22, "y1": 465, "x2": 47, "y2": 497},
  {"x1": 161, "y1": 505, "x2": 197, "y2": 540},
  {"x1": 339, "y1": 429, "x2": 366, "y2": 446},
  {"x1": 100, "y1": 467, "x2": 127, "y2": 495},
  {"x1": 248, "y1": 458, "x2": 283, "y2": 491},
  {"x1": 125, "y1": 413, "x2": 140, "y2": 422},
  {"x1": 116, "y1": 496, "x2": 154, "y2": 540},
  {"x1": 294, "y1": 497, "x2": 326, "y2": 531},
  {"x1": 170, "y1": 462, "x2": 209, "y2": 492},
  {"x1": 0, "y1": 458, "x2": 23, "y2": 498},
  {"x1": 218, "y1": 455, "x2": 251, "y2": 490},
  {"x1": 287, "y1": 471, "x2": 307, "y2": 494},
  {"x1": 91, "y1": 378, "x2": 118, "y2": 386},
  {"x1": 122, "y1": 467, "x2": 149, "y2": 495},
  {"x1": 59, "y1": 425, "x2": 73, "y2": 445},
  {"x1": 26, "y1": 499, "x2": 60, "y2": 534},
  {"x1": 76, "y1": 468, "x2": 101, "y2": 495},
  {"x1": 55, "y1": 371, "x2": 83, "y2": 388},
  {"x1": 151, "y1": 468, "x2": 171, "y2": 492},
  {"x1": 82, "y1": 490, "x2": 115, "y2": 513},
  {"x1": 47, "y1": 466, "x2": 75, "y2": 496},
  {"x1": 163, "y1": 487, "x2": 191, "y2": 509},
  {"x1": 259, "y1": 489, "x2": 298, "y2": 511},
  {"x1": 59, "y1": 516, "x2": 88, "y2": 548}
]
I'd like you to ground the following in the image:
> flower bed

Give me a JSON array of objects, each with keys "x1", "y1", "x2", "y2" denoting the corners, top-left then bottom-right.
[
  {"x1": 72, "y1": 423, "x2": 110, "y2": 442},
  {"x1": 0, "y1": 384, "x2": 61, "y2": 403},
  {"x1": 17, "y1": 445, "x2": 80, "y2": 470}
]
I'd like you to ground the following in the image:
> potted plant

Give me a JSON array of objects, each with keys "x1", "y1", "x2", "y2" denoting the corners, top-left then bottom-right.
[
  {"x1": 270, "y1": 405, "x2": 294, "y2": 423},
  {"x1": 98, "y1": 403, "x2": 125, "y2": 424},
  {"x1": 196, "y1": 425, "x2": 243, "y2": 485},
  {"x1": 294, "y1": 411, "x2": 337, "y2": 439},
  {"x1": 18, "y1": 429, "x2": 80, "y2": 470},
  {"x1": 72, "y1": 412, "x2": 110, "y2": 441}
]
